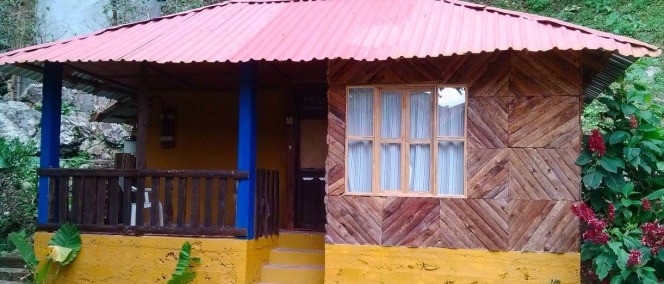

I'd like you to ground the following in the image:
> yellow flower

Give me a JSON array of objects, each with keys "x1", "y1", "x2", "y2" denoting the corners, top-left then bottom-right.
[{"x1": 47, "y1": 245, "x2": 72, "y2": 263}]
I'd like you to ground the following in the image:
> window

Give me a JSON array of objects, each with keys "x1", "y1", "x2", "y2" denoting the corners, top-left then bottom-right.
[{"x1": 346, "y1": 86, "x2": 466, "y2": 196}]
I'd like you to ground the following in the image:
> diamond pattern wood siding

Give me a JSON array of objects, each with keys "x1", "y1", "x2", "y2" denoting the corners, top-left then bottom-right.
[
  {"x1": 467, "y1": 149, "x2": 509, "y2": 199},
  {"x1": 508, "y1": 96, "x2": 581, "y2": 148},
  {"x1": 509, "y1": 200, "x2": 580, "y2": 252},
  {"x1": 326, "y1": 195, "x2": 382, "y2": 245},
  {"x1": 439, "y1": 198, "x2": 509, "y2": 251},
  {"x1": 382, "y1": 197, "x2": 440, "y2": 247},
  {"x1": 509, "y1": 148, "x2": 581, "y2": 201},
  {"x1": 325, "y1": 50, "x2": 583, "y2": 253}
]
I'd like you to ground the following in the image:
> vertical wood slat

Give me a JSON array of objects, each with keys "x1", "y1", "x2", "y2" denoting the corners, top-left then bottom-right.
[
  {"x1": 191, "y1": 177, "x2": 200, "y2": 227},
  {"x1": 95, "y1": 178, "x2": 107, "y2": 225},
  {"x1": 177, "y1": 177, "x2": 187, "y2": 227},
  {"x1": 164, "y1": 177, "x2": 174, "y2": 226},
  {"x1": 48, "y1": 177, "x2": 57, "y2": 223},
  {"x1": 255, "y1": 170, "x2": 264, "y2": 238},
  {"x1": 71, "y1": 176, "x2": 83, "y2": 224},
  {"x1": 217, "y1": 178, "x2": 228, "y2": 226},
  {"x1": 150, "y1": 176, "x2": 160, "y2": 226},
  {"x1": 135, "y1": 177, "x2": 145, "y2": 226},
  {"x1": 83, "y1": 177, "x2": 96, "y2": 225},
  {"x1": 57, "y1": 176, "x2": 69, "y2": 223},
  {"x1": 122, "y1": 176, "x2": 133, "y2": 225},
  {"x1": 108, "y1": 177, "x2": 120, "y2": 225},
  {"x1": 204, "y1": 177, "x2": 213, "y2": 227},
  {"x1": 273, "y1": 170, "x2": 280, "y2": 235}
]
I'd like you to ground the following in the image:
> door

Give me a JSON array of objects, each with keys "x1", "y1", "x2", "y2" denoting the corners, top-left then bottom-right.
[{"x1": 294, "y1": 91, "x2": 327, "y2": 231}]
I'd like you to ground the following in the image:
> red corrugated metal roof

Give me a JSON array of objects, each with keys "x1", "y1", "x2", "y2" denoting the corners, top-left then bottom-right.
[{"x1": 0, "y1": 0, "x2": 660, "y2": 65}]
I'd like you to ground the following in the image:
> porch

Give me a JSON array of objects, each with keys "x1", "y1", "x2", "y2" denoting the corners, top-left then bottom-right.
[{"x1": 32, "y1": 59, "x2": 328, "y2": 240}]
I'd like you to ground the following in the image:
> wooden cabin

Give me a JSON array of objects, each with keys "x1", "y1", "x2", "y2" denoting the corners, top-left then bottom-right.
[{"x1": 0, "y1": 0, "x2": 660, "y2": 283}]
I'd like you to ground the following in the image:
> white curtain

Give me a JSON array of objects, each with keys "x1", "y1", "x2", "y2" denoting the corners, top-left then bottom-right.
[
  {"x1": 409, "y1": 91, "x2": 431, "y2": 192},
  {"x1": 438, "y1": 141, "x2": 464, "y2": 195},
  {"x1": 380, "y1": 92, "x2": 402, "y2": 190},
  {"x1": 381, "y1": 92, "x2": 402, "y2": 138},
  {"x1": 347, "y1": 88, "x2": 374, "y2": 193},
  {"x1": 438, "y1": 104, "x2": 465, "y2": 137},
  {"x1": 348, "y1": 88, "x2": 373, "y2": 136},
  {"x1": 381, "y1": 144, "x2": 400, "y2": 190}
]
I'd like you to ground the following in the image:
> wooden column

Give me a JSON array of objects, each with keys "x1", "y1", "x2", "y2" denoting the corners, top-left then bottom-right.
[
  {"x1": 236, "y1": 61, "x2": 257, "y2": 239},
  {"x1": 38, "y1": 62, "x2": 63, "y2": 224},
  {"x1": 135, "y1": 63, "x2": 148, "y2": 169}
]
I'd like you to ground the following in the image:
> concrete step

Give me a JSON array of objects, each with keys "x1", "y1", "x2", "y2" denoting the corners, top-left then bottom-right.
[
  {"x1": 260, "y1": 264, "x2": 324, "y2": 284},
  {"x1": 0, "y1": 267, "x2": 30, "y2": 282},
  {"x1": 0, "y1": 256, "x2": 24, "y2": 270},
  {"x1": 268, "y1": 248, "x2": 324, "y2": 266},
  {"x1": 277, "y1": 231, "x2": 324, "y2": 251}
]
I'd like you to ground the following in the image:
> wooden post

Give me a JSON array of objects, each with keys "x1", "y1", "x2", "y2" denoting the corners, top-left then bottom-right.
[
  {"x1": 236, "y1": 61, "x2": 257, "y2": 239},
  {"x1": 135, "y1": 63, "x2": 148, "y2": 169},
  {"x1": 38, "y1": 62, "x2": 63, "y2": 224}
]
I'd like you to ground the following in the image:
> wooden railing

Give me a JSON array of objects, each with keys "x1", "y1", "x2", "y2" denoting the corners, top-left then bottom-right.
[
  {"x1": 255, "y1": 169, "x2": 280, "y2": 238},
  {"x1": 38, "y1": 168, "x2": 249, "y2": 237}
]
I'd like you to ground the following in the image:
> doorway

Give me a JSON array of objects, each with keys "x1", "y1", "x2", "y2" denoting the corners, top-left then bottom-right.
[{"x1": 293, "y1": 90, "x2": 327, "y2": 231}]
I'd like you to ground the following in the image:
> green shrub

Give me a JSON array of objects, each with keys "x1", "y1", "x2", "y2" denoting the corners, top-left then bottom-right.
[
  {"x1": 575, "y1": 76, "x2": 664, "y2": 283},
  {"x1": 0, "y1": 138, "x2": 38, "y2": 254}
]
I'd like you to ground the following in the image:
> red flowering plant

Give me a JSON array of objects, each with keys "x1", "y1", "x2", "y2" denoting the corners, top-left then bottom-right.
[{"x1": 575, "y1": 76, "x2": 664, "y2": 283}]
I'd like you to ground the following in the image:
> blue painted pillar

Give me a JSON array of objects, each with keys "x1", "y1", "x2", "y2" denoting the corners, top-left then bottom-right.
[
  {"x1": 236, "y1": 61, "x2": 257, "y2": 239},
  {"x1": 38, "y1": 62, "x2": 63, "y2": 224}
]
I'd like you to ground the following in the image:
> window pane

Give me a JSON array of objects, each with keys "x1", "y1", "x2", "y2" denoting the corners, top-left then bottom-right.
[
  {"x1": 437, "y1": 141, "x2": 464, "y2": 195},
  {"x1": 409, "y1": 144, "x2": 430, "y2": 192},
  {"x1": 381, "y1": 92, "x2": 402, "y2": 138},
  {"x1": 410, "y1": 91, "x2": 432, "y2": 139},
  {"x1": 437, "y1": 87, "x2": 466, "y2": 137},
  {"x1": 348, "y1": 88, "x2": 374, "y2": 136},
  {"x1": 380, "y1": 143, "x2": 401, "y2": 190},
  {"x1": 347, "y1": 141, "x2": 373, "y2": 193}
]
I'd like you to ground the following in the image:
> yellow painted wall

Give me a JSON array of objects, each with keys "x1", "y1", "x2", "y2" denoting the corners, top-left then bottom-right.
[
  {"x1": 325, "y1": 244, "x2": 580, "y2": 284},
  {"x1": 34, "y1": 232, "x2": 277, "y2": 284},
  {"x1": 144, "y1": 89, "x2": 290, "y2": 227}
]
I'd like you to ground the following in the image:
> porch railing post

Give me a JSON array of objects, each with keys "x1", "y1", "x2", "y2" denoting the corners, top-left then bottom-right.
[
  {"x1": 236, "y1": 61, "x2": 257, "y2": 239},
  {"x1": 38, "y1": 62, "x2": 63, "y2": 224}
]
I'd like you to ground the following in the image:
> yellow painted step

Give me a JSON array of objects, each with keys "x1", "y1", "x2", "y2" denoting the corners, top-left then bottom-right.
[
  {"x1": 269, "y1": 248, "x2": 324, "y2": 266},
  {"x1": 278, "y1": 231, "x2": 324, "y2": 250},
  {"x1": 260, "y1": 264, "x2": 324, "y2": 284}
]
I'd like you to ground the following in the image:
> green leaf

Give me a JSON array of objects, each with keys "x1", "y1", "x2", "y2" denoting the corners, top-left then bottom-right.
[
  {"x1": 615, "y1": 249, "x2": 628, "y2": 271},
  {"x1": 624, "y1": 148, "x2": 641, "y2": 160},
  {"x1": 8, "y1": 230, "x2": 39, "y2": 270},
  {"x1": 621, "y1": 104, "x2": 638, "y2": 115},
  {"x1": 599, "y1": 97, "x2": 620, "y2": 110},
  {"x1": 35, "y1": 259, "x2": 52, "y2": 284},
  {"x1": 168, "y1": 241, "x2": 200, "y2": 284},
  {"x1": 644, "y1": 189, "x2": 664, "y2": 200},
  {"x1": 599, "y1": 156, "x2": 625, "y2": 173},
  {"x1": 610, "y1": 275, "x2": 623, "y2": 284},
  {"x1": 583, "y1": 171, "x2": 604, "y2": 189},
  {"x1": 641, "y1": 141, "x2": 661, "y2": 155},
  {"x1": 609, "y1": 131, "x2": 630, "y2": 145},
  {"x1": 595, "y1": 253, "x2": 612, "y2": 280},
  {"x1": 621, "y1": 182, "x2": 635, "y2": 197},
  {"x1": 47, "y1": 223, "x2": 82, "y2": 266},
  {"x1": 576, "y1": 152, "x2": 593, "y2": 166}
]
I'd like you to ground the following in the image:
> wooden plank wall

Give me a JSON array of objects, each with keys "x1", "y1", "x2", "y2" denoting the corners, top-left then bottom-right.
[{"x1": 325, "y1": 50, "x2": 582, "y2": 253}]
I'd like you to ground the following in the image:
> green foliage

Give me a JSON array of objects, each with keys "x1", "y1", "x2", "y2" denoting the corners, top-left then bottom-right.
[
  {"x1": 168, "y1": 241, "x2": 201, "y2": 284},
  {"x1": 8, "y1": 224, "x2": 81, "y2": 284},
  {"x1": 0, "y1": 138, "x2": 38, "y2": 253},
  {"x1": 47, "y1": 223, "x2": 82, "y2": 266},
  {"x1": 576, "y1": 76, "x2": 664, "y2": 282},
  {"x1": 8, "y1": 229, "x2": 38, "y2": 269}
]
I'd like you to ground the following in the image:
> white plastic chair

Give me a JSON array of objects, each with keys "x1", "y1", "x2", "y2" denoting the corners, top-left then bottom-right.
[{"x1": 130, "y1": 187, "x2": 164, "y2": 226}]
